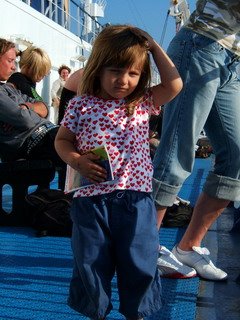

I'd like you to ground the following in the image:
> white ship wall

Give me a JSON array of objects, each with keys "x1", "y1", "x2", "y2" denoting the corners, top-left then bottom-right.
[{"x1": 0, "y1": 0, "x2": 92, "y2": 105}]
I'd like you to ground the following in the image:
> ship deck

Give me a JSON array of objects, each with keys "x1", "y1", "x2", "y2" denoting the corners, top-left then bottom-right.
[{"x1": 0, "y1": 157, "x2": 240, "y2": 320}]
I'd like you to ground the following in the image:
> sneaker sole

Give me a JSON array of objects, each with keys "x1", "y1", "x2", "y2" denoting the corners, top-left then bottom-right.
[
  {"x1": 160, "y1": 272, "x2": 197, "y2": 279},
  {"x1": 172, "y1": 247, "x2": 228, "y2": 281},
  {"x1": 197, "y1": 273, "x2": 228, "y2": 281}
]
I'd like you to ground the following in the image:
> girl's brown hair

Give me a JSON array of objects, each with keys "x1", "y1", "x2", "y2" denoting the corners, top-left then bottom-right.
[{"x1": 79, "y1": 25, "x2": 151, "y2": 115}]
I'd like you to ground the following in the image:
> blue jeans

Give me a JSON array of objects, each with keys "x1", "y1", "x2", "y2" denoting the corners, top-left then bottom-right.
[
  {"x1": 68, "y1": 190, "x2": 162, "y2": 319},
  {"x1": 153, "y1": 27, "x2": 240, "y2": 207}
]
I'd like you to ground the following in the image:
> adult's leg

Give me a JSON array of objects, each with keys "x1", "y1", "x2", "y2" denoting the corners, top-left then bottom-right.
[
  {"x1": 152, "y1": 29, "x2": 224, "y2": 279},
  {"x1": 173, "y1": 53, "x2": 240, "y2": 280},
  {"x1": 156, "y1": 207, "x2": 165, "y2": 229},
  {"x1": 153, "y1": 29, "x2": 221, "y2": 223},
  {"x1": 179, "y1": 193, "x2": 229, "y2": 250},
  {"x1": 179, "y1": 52, "x2": 240, "y2": 249},
  {"x1": 29, "y1": 127, "x2": 66, "y2": 189},
  {"x1": 153, "y1": 29, "x2": 240, "y2": 280}
]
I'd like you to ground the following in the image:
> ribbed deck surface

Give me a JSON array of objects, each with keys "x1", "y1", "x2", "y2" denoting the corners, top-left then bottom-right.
[{"x1": 0, "y1": 158, "x2": 212, "y2": 320}]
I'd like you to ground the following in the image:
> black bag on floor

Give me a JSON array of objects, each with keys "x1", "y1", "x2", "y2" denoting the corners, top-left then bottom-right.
[
  {"x1": 25, "y1": 188, "x2": 73, "y2": 237},
  {"x1": 162, "y1": 202, "x2": 193, "y2": 228}
]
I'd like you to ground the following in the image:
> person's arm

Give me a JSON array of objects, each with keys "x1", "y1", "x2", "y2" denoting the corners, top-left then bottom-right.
[
  {"x1": 64, "y1": 68, "x2": 84, "y2": 93},
  {"x1": 55, "y1": 126, "x2": 107, "y2": 183},
  {"x1": 58, "y1": 87, "x2": 75, "y2": 124},
  {"x1": 5, "y1": 82, "x2": 48, "y2": 117},
  {"x1": 138, "y1": 29, "x2": 183, "y2": 108},
  {"x1": 21, "y1": 101, "x2": 48, "y2": 118},
  {"x1": 51, "y1": 79, "x2": 61, "y2": 100},
  {"x1": 58, "y1": 69, "x2": 84, "y2": 124},
  {"x1": 0, "y1": 84, "x2": 48, "y2": 126}
]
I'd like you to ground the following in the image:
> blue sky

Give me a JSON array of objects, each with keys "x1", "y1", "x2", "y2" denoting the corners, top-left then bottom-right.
[{"x1": 101, "y1": 0, "x2": 195, "y2": 50}]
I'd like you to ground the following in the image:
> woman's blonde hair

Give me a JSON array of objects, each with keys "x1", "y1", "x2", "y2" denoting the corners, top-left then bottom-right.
[
  {"x1": 19, "y1": 46, "x2": 51, "y2": 82},
  {"x1": 79, "y1": 25, "x2": 151, "y2": 115}
]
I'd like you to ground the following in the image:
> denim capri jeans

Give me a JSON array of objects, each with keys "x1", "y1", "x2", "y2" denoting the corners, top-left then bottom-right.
[
  {"x1": 153, "y1": 27, "x2": 240, "y2": 207},
  {"x1": 68, "y1": 190, "x2": 162, "y2": 320}
]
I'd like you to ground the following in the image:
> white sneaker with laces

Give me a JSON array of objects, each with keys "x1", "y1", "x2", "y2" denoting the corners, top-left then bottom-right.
[
  {"x1": 172, "y1": 246, "x2": 228, "y2": 281},
  {"x1": 157, "y1": 246, "x2": 197, "y2": 279}
]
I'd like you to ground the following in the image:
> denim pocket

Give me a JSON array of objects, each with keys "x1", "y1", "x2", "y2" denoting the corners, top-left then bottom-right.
[{"x1": 192, "y1": 32, "x2": 224, "y2": 54}]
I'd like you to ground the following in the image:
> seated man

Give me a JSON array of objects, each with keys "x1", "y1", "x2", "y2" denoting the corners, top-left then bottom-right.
[{"x1": 0, "y1": 38, "x2": 62, "y2": 169}]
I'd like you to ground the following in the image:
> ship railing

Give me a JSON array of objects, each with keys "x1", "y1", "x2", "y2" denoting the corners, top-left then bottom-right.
[{"x1": 20, "y1": 0, "x2": 105, "y2": 44}]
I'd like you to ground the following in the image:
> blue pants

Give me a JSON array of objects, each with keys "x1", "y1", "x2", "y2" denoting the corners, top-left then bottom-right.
[
  {"x1": 153, "y1": 27, "x2": 240, "y2": 206},
  {"x1": 68, "y1": 190, "x2": 162, "y2": 319}
]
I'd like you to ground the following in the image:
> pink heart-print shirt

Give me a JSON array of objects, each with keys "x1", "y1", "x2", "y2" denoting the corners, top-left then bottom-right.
[{"x1": 61, "y1": 90, "x2": 161, "y2": 198}]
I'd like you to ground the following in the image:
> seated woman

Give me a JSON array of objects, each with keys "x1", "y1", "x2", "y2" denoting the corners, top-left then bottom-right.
[{"x1": 7, "y1": 46, "x2": 51, "y2": 101}]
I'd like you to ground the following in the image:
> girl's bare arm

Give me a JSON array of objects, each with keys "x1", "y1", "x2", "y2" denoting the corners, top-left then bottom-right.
[
  {"x1": 138, "y1": 29, "x2": 183, "y2": 107},
  {"x1": 55, "y1": 126, "x2": 107, "y2": 183}
]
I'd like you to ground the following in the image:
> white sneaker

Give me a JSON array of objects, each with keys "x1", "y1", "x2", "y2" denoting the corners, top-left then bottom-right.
[
  {"x1": 157, "y1": 246, "x2": 197, "y2": 279},
  {"x1": 172, "y1": 246, "x2": 228, "y2": 281}
]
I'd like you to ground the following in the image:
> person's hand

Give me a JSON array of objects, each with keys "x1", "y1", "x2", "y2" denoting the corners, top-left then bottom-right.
[
  {"x1": 149, "y1": 137, "x2": 160, "y2": 159},
  {"x1": 134, "y1": 28, "x2": 157, "y2": 52},
  {"x1": 72, "y1": 152, "x2": 108, "y2": 184},
  {"x1": 19, "y1": 104, "x2": 28, "y2": 110},
  {"x1": 52, "y1": 97, "x2": 60, "y2": 108},
  {"x1": 25, "y1": 102, "x2": 35, "y2": 111}
]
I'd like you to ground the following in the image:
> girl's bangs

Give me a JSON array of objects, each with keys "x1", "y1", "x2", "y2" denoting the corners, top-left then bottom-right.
[{"x1": 105, "y1": 45, "x2": 146, "y2": 69}]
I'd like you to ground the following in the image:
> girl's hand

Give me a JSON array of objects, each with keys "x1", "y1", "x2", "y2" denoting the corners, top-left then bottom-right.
[
  {"x1": 134, "y1": 28, "x2": 157, "y2": 52},
  {"x1": 72, "y1": 152, "x2": 108, "y2": 184}
]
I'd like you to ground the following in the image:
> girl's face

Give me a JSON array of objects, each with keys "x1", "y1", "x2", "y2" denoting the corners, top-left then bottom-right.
[{"x1": 98, "y1": 64, "x2": 142, "y2": 100}]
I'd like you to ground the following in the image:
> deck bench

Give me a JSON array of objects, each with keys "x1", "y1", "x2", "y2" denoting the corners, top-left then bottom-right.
[{"x1": 0, "y1": 158, "x2": 59, "y2": 226}]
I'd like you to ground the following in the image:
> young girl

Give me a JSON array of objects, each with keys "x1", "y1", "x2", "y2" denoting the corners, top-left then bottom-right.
[{"x1": 55, "y1": 25, "x2": 182, "y2": 319}]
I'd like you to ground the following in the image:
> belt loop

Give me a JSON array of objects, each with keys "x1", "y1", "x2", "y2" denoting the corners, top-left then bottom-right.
[{"x1": 116, "y1": 191, "x2": 125, "y2": 199}]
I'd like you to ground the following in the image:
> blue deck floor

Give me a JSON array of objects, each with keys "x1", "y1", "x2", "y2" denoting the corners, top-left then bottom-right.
[{"x1": 0, "y1": 158, "x2": 213, "y2": 320}]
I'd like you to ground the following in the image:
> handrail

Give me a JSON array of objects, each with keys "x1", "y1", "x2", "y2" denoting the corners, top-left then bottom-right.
[{"x1": 20, "y1": 0, "x2": 105, "y2": 43}]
